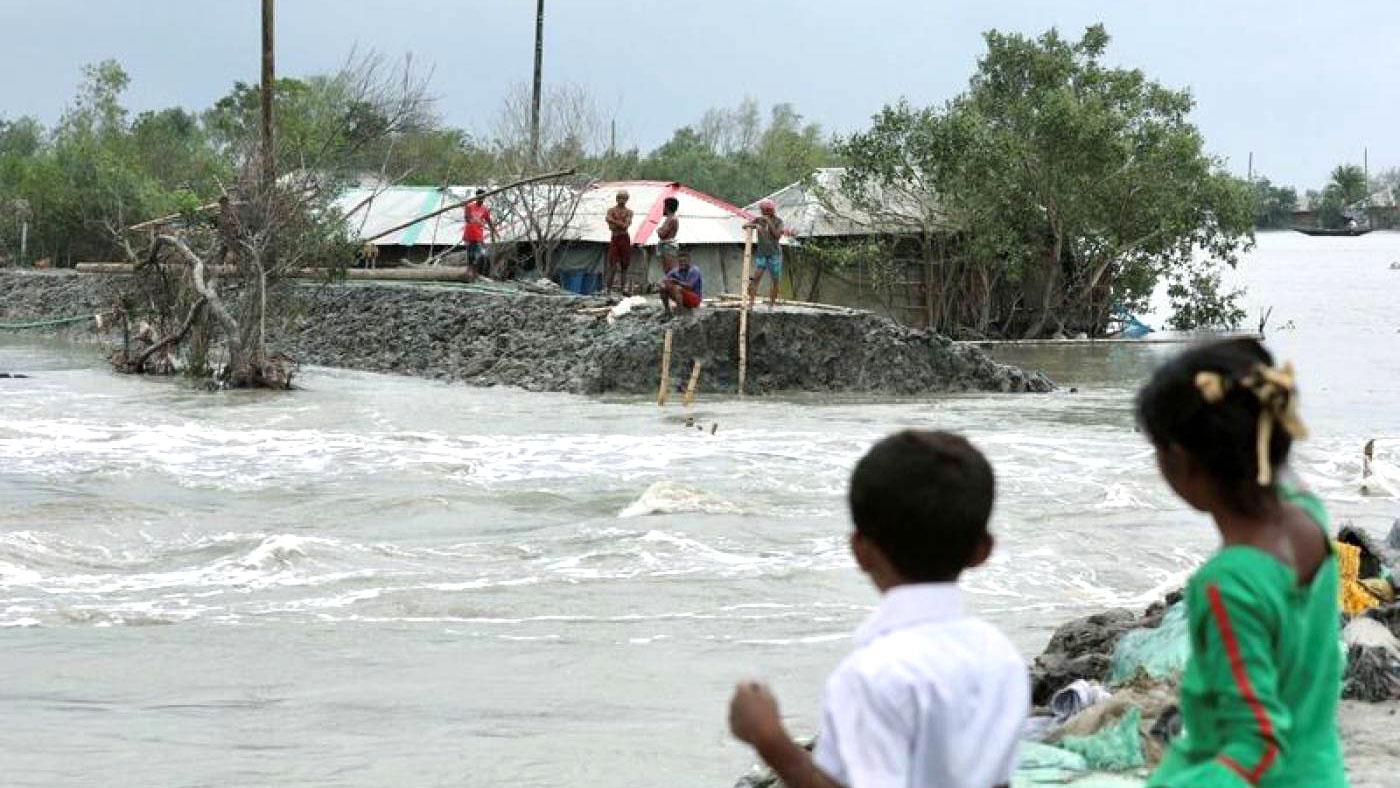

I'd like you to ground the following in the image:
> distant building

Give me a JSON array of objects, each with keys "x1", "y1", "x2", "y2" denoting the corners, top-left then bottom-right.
[
  {"x1": 1290, "y1": 186, "x2": 1399, "y2": 229},
  {"x1": 747, "y1": 169, "x2": 950, "y2": 322},
  {"x1": 532, "y1": 180, "x2": 773, "y2": 294},
  {"x1": 333, "y1": 184, "x2": 485, "y2": 263},
  {"x1": 334, "y1": 180, "x2": 778, "y2": 294},
  {"x1": 747, "y1": 167, "x2": 940, "y2": 240}
]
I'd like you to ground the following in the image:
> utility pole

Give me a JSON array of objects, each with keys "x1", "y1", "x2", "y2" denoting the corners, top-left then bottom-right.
[
  {"x1": 530, "y1": 0, "x2": 544, "y2": 167},
  {"x1": 261, "y1": 0, "x2": 276, "y2": 191},
  {"x1": 1247, "y1": 151, "x2": 1253, "y2": 183}
]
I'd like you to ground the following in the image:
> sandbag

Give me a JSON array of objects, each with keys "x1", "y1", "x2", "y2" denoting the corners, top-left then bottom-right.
[
  {"x1": 1018, "y1": 741, "x2": 1089, "y2": 771},
  {"x1": 1337, "y1": 540, "x2": 1385, "y2": 616},
  {"x1": 1107, "y1": 603, "x2": 1190, "y2": 685},
  {"x1": 1057, "y1": 707, "x2": 1147, "y2": 771},
  {"x1": 1341, "y1": 617, "x2": 1400, "y2": 701}
]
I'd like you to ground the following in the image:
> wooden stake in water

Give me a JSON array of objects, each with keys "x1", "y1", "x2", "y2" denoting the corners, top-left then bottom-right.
[
  {"x1": 738, "y1": 227, "x2": 753, "y2": 397},
  {"x1": 657, "y1": 328, "x2": 673, "y2": 406},
  {"x1": 683, "y1": 360, "x2": 703, "y2": 408}
]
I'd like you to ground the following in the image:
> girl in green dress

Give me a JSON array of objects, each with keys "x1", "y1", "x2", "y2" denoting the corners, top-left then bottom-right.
[{"x1": 1137, "y1": 339, "x2": 1346, "y2": 787}]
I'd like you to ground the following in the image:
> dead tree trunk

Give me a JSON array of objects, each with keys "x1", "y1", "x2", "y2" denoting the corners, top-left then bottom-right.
[{"x1": 158, "y1": 234, "x2": 249, "y2": 381}]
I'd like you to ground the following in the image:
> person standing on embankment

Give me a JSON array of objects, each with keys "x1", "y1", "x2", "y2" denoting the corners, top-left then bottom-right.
[
  {"x1": 1137, "y1": 339, "x2": 1346, "y2": 787},
  {"x1": 464, "y1": 188, "x2": 496, "y2": 278},
  {"x1": 744, "y1": 200, "x2": 784, "y2": 307},
  {"x1": 656, "y1": 197, "x2": 681, "y2": 273},
  {"x1": 605, "y1": 190, "x2": 635, "y2": 293}
]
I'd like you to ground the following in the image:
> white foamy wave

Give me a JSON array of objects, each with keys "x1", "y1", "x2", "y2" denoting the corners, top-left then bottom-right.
[
  {"x1": 0, "y1": 616, "x2": 41, "y2": 628},
  {"x1": 1361, "y1": 459, "x2": 1400, "y2": 497},
  {"x1": 618, "y1": 481, "x2": 740, "y2": 518},
  {"x1": 970, "y1": 545, "x2": 1202, "y2": 613},
  {"x1": 1093, "y1": 483, "x2": 1149, "y2": 510},
  {"x1": 0, "y1": 531, "x2": 386, "y2": 596},
  {"x1": 538, "y1": 527, "x2": 848, "y2": 581}
]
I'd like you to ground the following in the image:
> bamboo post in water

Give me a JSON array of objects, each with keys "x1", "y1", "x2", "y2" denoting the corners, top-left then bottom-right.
[
  {"x1": 683, "y1": 360, "x2": 703, "y2": 408},
  {"x1": 738, "y1": 228, "x2": 754, "y2": 397},
  {"x1": 657, "y1": 328, "x2": 674, "y2": 406}
]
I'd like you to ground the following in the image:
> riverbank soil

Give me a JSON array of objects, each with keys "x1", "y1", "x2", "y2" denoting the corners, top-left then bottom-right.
[{"x1": 0, "y1": 270, "x2": 1052, "y2": 395}]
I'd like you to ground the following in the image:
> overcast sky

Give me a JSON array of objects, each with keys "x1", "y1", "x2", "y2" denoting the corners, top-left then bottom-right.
[{"x1": 3, "y1": 0, "x2": 1396, "y2": 189}]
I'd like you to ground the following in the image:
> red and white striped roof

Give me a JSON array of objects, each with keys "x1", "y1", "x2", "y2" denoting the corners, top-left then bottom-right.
[{"x1": 552, "y1": 180, "x2": 761, "y2": 246}]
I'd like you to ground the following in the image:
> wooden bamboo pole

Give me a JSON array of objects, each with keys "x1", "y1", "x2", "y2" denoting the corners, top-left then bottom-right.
[
  {"x1": 657, "y1": 328, "x2": 674, "y2": 406},
  {"x1": 738, "y1": 228, "x2": 753, "y2": 397},
  {"x1": 683, "y1": 360, "x2": 702, "y2": 408}
]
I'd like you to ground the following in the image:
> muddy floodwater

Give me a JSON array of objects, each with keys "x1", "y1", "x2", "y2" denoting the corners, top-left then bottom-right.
[{"x1": 2, "y1": 232, "x2": 1398, "y2": 787}]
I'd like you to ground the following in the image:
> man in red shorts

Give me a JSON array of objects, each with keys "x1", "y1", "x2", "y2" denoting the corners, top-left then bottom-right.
[
  {"x1": 463, "y1": 188, "x2": 496, "y2": 277},
  {"x1": 605, "y1": 190, "x2": 634, "y2": 293},
  {"x1": 660, "y1": 253, "x2": 703, "y2": 317}
]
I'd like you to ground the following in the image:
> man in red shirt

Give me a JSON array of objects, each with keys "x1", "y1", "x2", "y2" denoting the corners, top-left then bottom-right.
[{"x1": 463, "y1": 188, "x2": 496, "y2": 277}]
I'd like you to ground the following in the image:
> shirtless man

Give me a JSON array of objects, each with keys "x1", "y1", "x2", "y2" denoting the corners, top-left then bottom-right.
[
  {"x1": 605, "y1": 190, "x2": 634, "y2": 293},
  {"x1": 656, "y1": 197, "x2": 681, "y2": 273}
]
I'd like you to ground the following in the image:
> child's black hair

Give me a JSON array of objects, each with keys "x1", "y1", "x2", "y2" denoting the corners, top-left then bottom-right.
[
  {"x1": 848, "y1": 430, "x2": 995, "y2": 582},
  {"x1": 1136, "y1": 338, "x2": 1293, "y2": 514},
  {"x1": 663, "y1": 197, "x2": 679, "y2": 214}
]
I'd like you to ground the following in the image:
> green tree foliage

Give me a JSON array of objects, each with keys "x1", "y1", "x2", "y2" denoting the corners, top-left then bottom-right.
[
  {"x1": 838, "y1": 25, "x2": 1255, "y2": 336},
  {"x1": 0, "y1": 60, "x2": 215, "y2": 266},
  {"x1": 1328, "y1": 164, "x2": 1368, "y2": 205},
  {"x1": 1251, "y1": 177, "x2": 1297, "y2": 229},
  {"x1": 639, "y1": 99, "x2": 837, "y2": 205},
  {"x1": 1311, "y1": 163, "x2": 1369, "y2": 228}
]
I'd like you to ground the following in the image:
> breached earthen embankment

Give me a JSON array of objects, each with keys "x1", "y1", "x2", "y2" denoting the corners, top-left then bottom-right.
[{"x1": 0, "y1": 270, "x2": 1053, "y2": 395}]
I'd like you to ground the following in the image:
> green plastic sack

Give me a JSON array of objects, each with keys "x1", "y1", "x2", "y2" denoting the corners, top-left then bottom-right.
[
  {"x1": 1056, "y1": 707, "x2": 1147, "y2": 771},
  {"x1": 1108, "y1": 603, "x2": 1190, "y2": 685},
  {"x1": 1019, "y1": 741, "x2": 1089, "y2": 771}
]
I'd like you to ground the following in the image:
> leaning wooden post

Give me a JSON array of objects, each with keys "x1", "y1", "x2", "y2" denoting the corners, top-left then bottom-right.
[
  {"x1": 683, "y1": 360, "x2": 703, "y2": 408},
  {"x1": 657, "y1": 328, "x2": 674, "y2": 406},
  {"x1": 738, "y1": 227, "x2": 754, "y2": 397}
]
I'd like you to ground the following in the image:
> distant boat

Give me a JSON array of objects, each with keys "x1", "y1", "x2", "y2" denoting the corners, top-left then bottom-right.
[{"x1": 1292, "y1": 226, "x2": 1374, "y2": 237}]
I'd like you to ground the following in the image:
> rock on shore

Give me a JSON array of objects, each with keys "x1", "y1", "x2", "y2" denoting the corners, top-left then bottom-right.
[{"x1": 1, "y1": 271, "x2": 1053, "y2": 396}]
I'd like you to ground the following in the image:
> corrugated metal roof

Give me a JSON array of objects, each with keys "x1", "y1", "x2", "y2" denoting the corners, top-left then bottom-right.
[
  {"x1": 749, "y1": 168, "x2": 945, "y2": 238},
  {"x1": 338, "y1": 181, "x2": 769, "y2": 248},
  {"x1": 498, "y1": 180, "x2": 762, "y2": 247},
  {"x1": 335, "y1": 185, "x2": 487, "y2": 247}
]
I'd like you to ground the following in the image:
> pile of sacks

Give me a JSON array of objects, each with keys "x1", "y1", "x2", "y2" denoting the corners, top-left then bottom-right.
[
  {"x1": 1018, "y1": 602, "x2": 1191, "y2": 785},
  {"x1": 1338, "y1": 521, "x2": 1400, "y2": 701},
  {"x1": 1020, "y1": 520, "x2": 1400, "y2": 786}
]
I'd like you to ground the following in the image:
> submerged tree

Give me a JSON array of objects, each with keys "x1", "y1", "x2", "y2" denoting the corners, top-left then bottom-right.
[
  {"x1": 110, "y1": 51, "x2": 434, "y2": 388},
  {"x1": 838, "y1": 25, "x2": 1255, "y2": 337}
]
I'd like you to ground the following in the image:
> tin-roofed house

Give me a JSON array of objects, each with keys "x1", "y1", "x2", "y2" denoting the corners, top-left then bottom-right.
[
  {"x1": 748, "y1": 168, "x2": 949, "y2": 324},
  {"x1": 495, "y1": 179, "x2": 773, "y2": 295},
  {"x1": 334, "y1": 184, "x2": 485, "y2": 264}
]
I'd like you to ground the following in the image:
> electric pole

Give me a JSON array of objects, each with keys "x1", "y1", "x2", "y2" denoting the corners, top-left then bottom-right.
[
  {"x1": 530, "y1": 0, "x2": 544, "y2": 167},
  {"x1": 261, "y1": 0, "x2": 276, "y2": 191}
]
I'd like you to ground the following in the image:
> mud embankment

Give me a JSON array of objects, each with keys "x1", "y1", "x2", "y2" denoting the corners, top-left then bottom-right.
[{"x1": 1, "y1": 271, "x2": 1053, "y2": 395}]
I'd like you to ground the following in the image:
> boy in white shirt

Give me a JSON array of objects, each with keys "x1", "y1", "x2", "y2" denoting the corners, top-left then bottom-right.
[{"x1": 729, "y1": 430, "x2": 1029, "y2": 788}]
